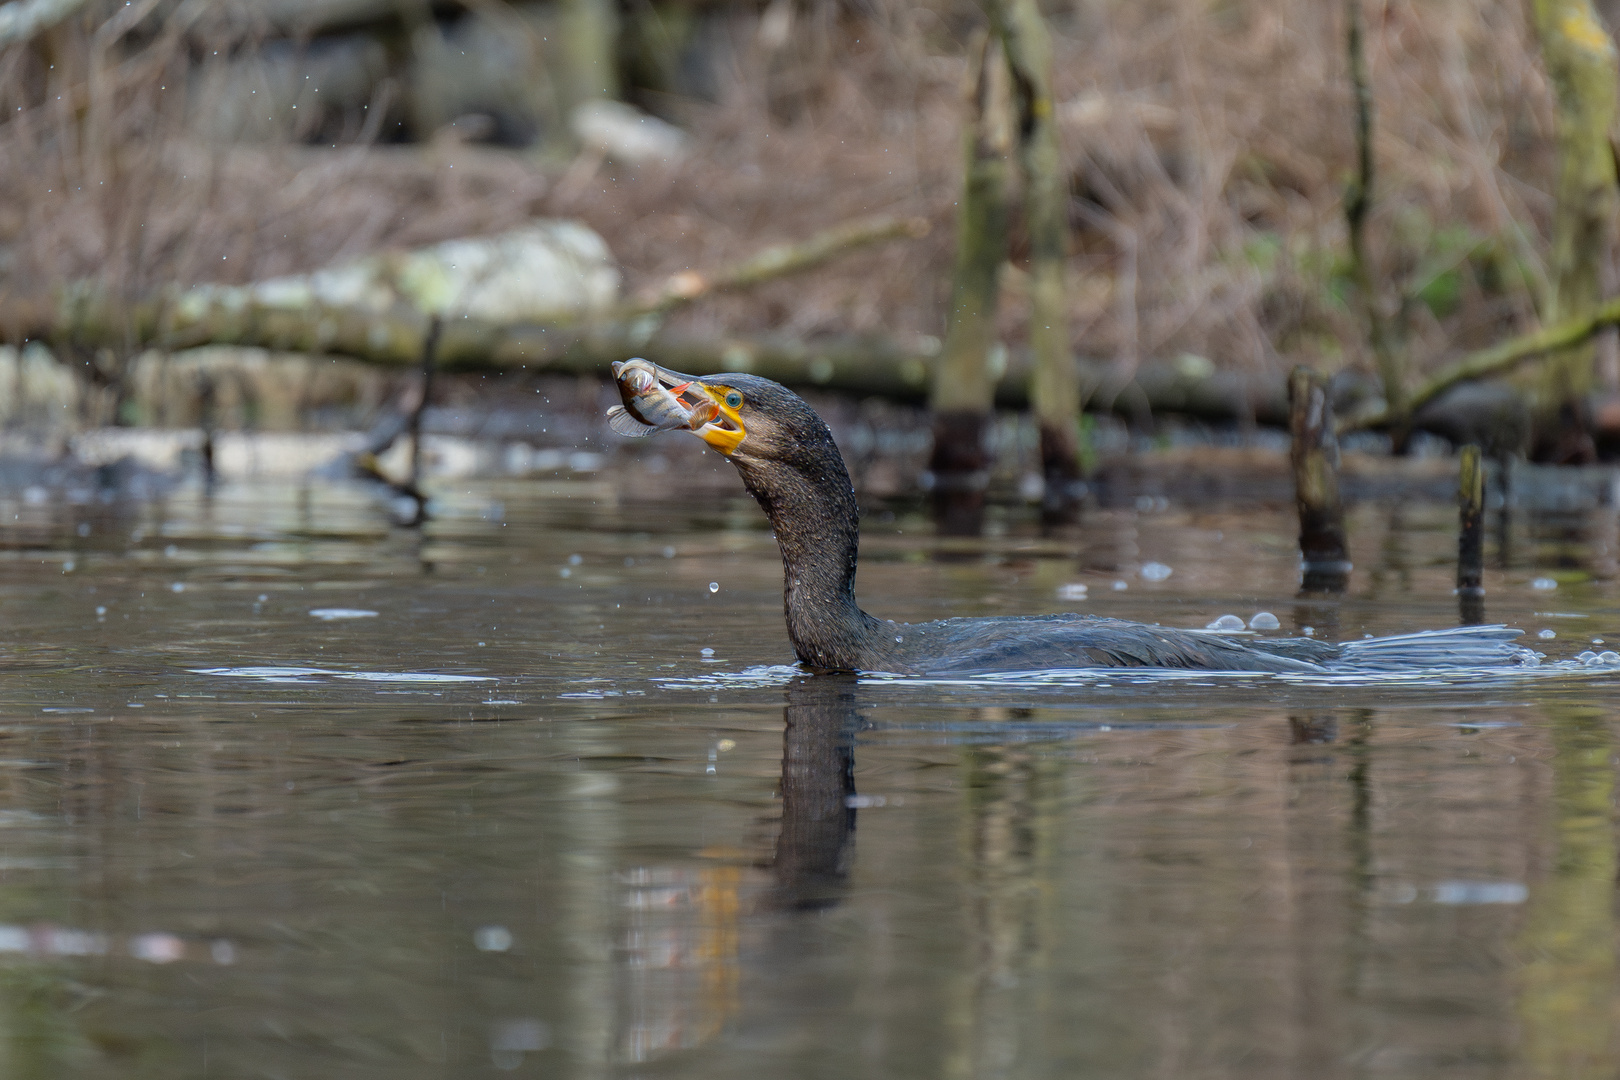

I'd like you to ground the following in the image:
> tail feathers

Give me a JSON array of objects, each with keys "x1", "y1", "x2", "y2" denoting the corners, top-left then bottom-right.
[{"x1": 1332, "y1": 625, "x2": 1537, "y2": 669}]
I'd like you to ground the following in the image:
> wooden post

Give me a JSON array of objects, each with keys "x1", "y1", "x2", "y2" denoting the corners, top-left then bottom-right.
[
  {"x1": 1524, "y1": 0, "x2": 1619, "y2": 459},
  {"x1": 1289, "y1": 367, "x2": 1350, "y2": 593},
  {"x1": 929, "y1": 32, "x2": 1013, "y2": 535},
  {"x1": 404, "y1": 314, "x2": 442, "y2": 525},
  {"x1": 984, "y1": 0, "x2": 1081, "y2": 521},
  {"x1": 1457, "y1": 444, "x2": 1485, "y2": 624}
]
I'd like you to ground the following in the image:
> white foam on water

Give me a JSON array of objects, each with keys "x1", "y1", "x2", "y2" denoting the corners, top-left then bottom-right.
[{"x1": 191, "y1": 666, "x2": 493, "y2": 684}]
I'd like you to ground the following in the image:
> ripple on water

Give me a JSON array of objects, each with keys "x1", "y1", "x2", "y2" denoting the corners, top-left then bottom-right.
[{"x1": 190, "y1": 667, "x2": 494, "y2": 683}]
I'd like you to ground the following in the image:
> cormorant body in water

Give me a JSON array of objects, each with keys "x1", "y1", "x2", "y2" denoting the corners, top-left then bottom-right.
[{"x1": 614, "y1": 365, "x2": 1532, "y2": 676}]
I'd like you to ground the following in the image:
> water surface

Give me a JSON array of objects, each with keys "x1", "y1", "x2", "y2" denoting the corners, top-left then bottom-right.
[{"x1": 1, "y1": 469, "x2": 1618, "y2": 1078}]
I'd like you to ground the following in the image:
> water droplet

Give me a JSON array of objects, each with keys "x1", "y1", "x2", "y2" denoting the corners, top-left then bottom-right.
[
  {"x1": 1249, "y1": 612, "x2": 1280, "y2": 630},
  {"x1": 1531, "y1": 577, "x2": 1558, "y2": 591},
  {"x1": 1140, "y1": 562, "x2": 1173, "y2": 582},
  {"x1": 568, "y1": 554, "x2": 583, "y2": 565},
  {"x1": 170, "y1": 582, "x2": 184, "y2": 593},
  {"x1": 1303, "y1": 626, "x2": 1315, "y2": 636},
  {"x1": 708, "y1": 582, "x2": 719, "y2": 593},
  {"x1": 1112, "y1": 580, "x2": 1128, "y2": 591},
  {"x1": 559, "y1": 567, "x2": 571, "y2": 578},
  {"x1": 257, "y1": 594, "x2": 268, "y2": 603},
  {"x1": 1206, "y1": 614, "x2": 1245, "y2": 631},
  {"x1": 164, "y1": 544, "x2": 179, "y2": 558},
  {"x1": 94, "y1": 606, "x2": 106, "y2": 616},
  {"x1": 1538, "y1": 629, "x2": 1556, "y2": 640},
  {"x1": 662, "y1": 546, "x2": 676, "y2": 558}
]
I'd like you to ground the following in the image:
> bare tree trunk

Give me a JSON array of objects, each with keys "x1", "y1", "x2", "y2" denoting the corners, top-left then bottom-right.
[
  {"x1": 985, "y1": 0, "x2": 1079, "y2": 521},
  {"x1": 561, "y1": 0, "x2": 622, "y2": 112},
  {"x1": 1343, "y1": 0, "x2": 1404, "y2": 429},
  {"x1": 929, "y1": 33, "x2": 1013, "y2": 534},
  {"x1": 1526, "y1": 0, "x2": 1619, "y2": 460}
]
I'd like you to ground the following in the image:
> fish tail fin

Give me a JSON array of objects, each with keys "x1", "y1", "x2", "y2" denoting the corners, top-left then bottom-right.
[{"x1": 606, "y1": 405, "x2": 654, "y2": 437}]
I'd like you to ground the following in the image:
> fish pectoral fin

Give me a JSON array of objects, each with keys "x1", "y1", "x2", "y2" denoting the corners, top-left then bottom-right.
[{"x1": 606, "y1": 405, "x2": 655, "y2": 437}]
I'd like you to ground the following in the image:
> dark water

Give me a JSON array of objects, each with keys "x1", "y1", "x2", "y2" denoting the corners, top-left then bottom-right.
[{"x1": 2, "y1": 466, "x2": 1619, "y2": 1078}]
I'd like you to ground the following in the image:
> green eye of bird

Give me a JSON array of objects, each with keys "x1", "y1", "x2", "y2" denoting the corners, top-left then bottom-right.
[{"x1": 725, "y1": 391, "x2": 743, "y2": 409}]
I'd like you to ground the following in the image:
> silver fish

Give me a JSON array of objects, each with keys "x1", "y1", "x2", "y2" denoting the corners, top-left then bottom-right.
[{"x1": 606, "y1": 358, "x2": 717, "y2": 436}]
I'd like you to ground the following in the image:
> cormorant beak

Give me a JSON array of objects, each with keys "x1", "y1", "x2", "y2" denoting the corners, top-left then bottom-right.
[
  {"x1": 688, "y1": 380, "x2": 746, "y2": 456},
  {"x1": 635, "y1": 363, "x2": 746, "y2": 455}
]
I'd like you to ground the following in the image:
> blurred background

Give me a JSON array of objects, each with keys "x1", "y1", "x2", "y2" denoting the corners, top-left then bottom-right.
[{"x1": 4, "y1": 0, "x2": 1620, "y2": 497}]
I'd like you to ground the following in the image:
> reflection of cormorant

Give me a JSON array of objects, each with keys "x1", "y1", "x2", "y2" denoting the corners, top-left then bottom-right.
[
  {"x1": 659, "y1": 369, "x2": 1533, "y2": 675},
  {"x1": 772, "y1": 676, "x2": 861, "y2": 910}
]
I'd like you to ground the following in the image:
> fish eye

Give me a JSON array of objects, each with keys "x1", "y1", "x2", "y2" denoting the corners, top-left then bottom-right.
[{"x1": 724, "y1": 391, "x2": 743, "y2": 409}]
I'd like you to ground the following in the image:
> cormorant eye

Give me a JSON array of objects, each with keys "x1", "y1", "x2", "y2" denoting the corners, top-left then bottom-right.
[{"x1": 724, "y1": 391, "x2": 743, "y2": 409}]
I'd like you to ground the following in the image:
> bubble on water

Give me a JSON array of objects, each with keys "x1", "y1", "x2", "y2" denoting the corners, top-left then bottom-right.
[
  {"x1": 700, "y1": 647, "x2": 714, "y2": 656},
  {"x1": 1056, "y1": 583, "x2": 1089, "y2": 601},
  {"x1": 1531, "y1": 577, "x2": 1558, "y2": 591},
  {"x1": 211, "y1": 940, "x2": 236, "y2": 965},
  {"x1": 1206, "y1": 614, "x2": 1246, "y2": 631},
  {"x1": 568, "y1": 554, "x2": 583, "y2": 565},
  {"x1": 1303, "y1": 626, "x2": 1315, "y2": 636},
  {"x1": 663, "y1": 546, "x2": 676, "y2": 558},
  {"x1": 1603, "y1": 651, "x2": 1620, "y2": 664},
  {"x1": 257, "y1": 594, "x2": 268, "y2": 603},
  {"x1": 76, "y1": 522, "x2": 90, "y2": 537},
  {"x1": 170, "y1": 582, "x2": 184, "y2": 593},
  {"x1": 62, "y1": 560, "x2": 75, "y2": 573},
  {"x1": 94, "y1": 606, "x2": 106, "y2": 617},
  {"x1": 164, "y1": 544, "x2": 179, "y2": 558},
  {"x1": 1249, "y1": 612, "x2": 1281, "y2": 630},
  {"x1": 1594, "y1": 638, "x2": 1606, "y2": 645},
  {"x1": 308, "y1": 608, "x2": 378, "y2": 620},
  {"x1": 1538, "y1": 629, "x2": 1556, "y2": 640},
  {"x1": 708, "y1": 582, "x2": 719, "y2": 593},
  {"x1": 558, "y1": 567, "x2": 572, "y2": 578},
  {"x1": 1140, "y1": 562, "x2": 1173, "y2": 582},
  {"x1": 1112, "y1": 580, "x2": 1128, "y2": 591},
  {"x1": 474, "y1": 925, "x2": 513, "y2": 952}
]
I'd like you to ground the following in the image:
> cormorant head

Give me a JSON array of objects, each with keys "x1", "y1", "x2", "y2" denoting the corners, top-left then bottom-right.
[{"x1": 685, "y1": 373, "x2": 842, "y2": 476}]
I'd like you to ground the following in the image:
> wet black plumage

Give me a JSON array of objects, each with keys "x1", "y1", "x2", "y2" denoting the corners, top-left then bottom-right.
[{"x1": 698, "y1": 374, "x2": 1532, "y2": 676}]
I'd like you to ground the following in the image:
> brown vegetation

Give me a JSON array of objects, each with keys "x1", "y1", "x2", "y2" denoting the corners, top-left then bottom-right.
[{"x1": 0, "y1": 0, "x2": 1593, "y2": 417}]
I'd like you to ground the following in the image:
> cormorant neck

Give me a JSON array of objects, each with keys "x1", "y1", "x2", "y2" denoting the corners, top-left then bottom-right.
[{"x1": 730, "y1": 443, "x2": 887, "y2": 672}]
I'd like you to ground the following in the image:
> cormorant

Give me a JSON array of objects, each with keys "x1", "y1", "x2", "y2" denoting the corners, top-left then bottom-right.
[{"x1": 620, "y1": 366, "x2": 1532, "y2": 676}]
